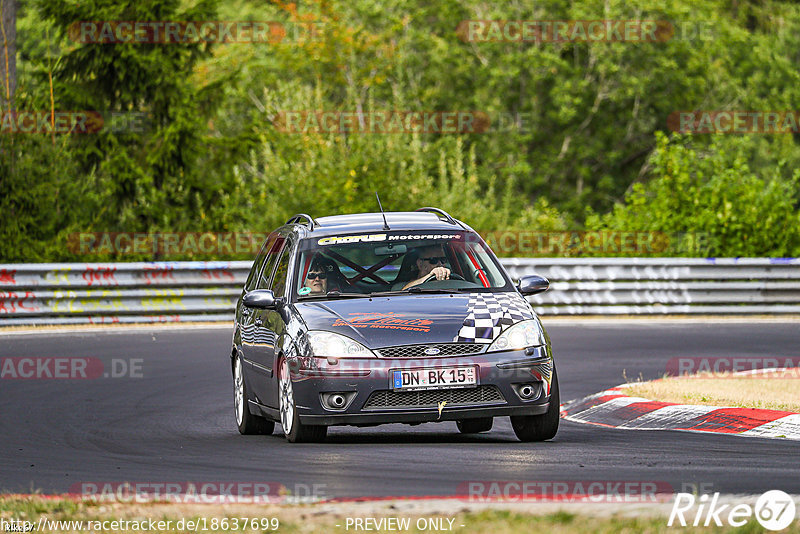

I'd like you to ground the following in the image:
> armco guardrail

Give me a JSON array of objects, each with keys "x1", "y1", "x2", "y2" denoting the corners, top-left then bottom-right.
[
  {"x1": 504, "y1": 257, "x2": 800, "y2": 315},
  {"x1": 0, "y1": 258, "x2": 799, "y2": 325},
  {"x1": 0, "y1": 262, "x2": 250, "y2": 326}
]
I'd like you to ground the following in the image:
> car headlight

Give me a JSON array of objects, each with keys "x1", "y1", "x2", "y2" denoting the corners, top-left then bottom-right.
[
  {"x1": 487, "y1": 319, "x2": 546, "y2": 353},
  {"x1": 307, "y1": 331, "x2": 376, "y2": 358}
]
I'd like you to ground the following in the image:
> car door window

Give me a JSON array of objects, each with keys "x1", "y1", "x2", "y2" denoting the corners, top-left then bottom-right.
[
  {"x1": 256, "y1": 235, "x2": 287, "y2": 290},
  {"x1": 270, "y1": 237, "x2": 295, "y2": 298},
  {"x1": 245, "y1": 234, "x2": 277, "y2": 292}
]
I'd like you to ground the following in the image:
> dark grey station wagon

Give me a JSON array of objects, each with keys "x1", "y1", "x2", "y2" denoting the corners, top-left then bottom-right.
[{"x1": 231, "y1": 208, "x2": 558, "y2": 442}]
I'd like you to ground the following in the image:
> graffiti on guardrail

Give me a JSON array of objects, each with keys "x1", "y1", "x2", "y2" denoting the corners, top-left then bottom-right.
[
  {"x1": 201, "y1": 268, "x2": 236, "y2": 281},
  {"x1": 51, "y1": 290, "x2": 127, "y2": 314},
  {"x1": 83, "y1": 266, "x2": 117, "y2": 286},
  {"x1": 0, "y1": 269, "x2": 16, "y2": 285},
  {"x1": 0, "y1": 287, "x2": 238, "y2": 316},
  {"x1": 44, "y1": 268, "x2": 72, "y2": 285},
  {"x1": 141, "y1": 265, "x2": 176, "y2": 285},
  {"x1": 0, "y1": 291, "x2": 37, "y2": 313}
]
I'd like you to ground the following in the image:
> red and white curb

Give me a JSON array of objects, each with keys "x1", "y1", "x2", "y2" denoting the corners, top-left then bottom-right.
[{"x1": 560, "y1": 384, "x2": 800, "y2": 441}]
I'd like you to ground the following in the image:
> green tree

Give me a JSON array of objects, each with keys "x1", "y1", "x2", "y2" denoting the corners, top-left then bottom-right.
[
  {"x1": 34, "y1": 0, "x2": 253, "y2": 242},
  {"x1": 587, "y1": 132, "x2": 800, "y2": 257}
]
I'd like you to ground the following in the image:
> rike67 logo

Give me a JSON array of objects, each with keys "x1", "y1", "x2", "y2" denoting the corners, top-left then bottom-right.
[{"x1": 669, "y1": 490, "x2": 796, "y2": 531}]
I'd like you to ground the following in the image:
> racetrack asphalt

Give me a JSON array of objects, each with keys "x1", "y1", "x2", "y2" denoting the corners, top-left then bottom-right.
[{"x1": 1, "y1": 322, "x2": 798, "y2": 499}]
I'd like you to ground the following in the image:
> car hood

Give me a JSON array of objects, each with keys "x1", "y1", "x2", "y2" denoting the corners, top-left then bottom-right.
[{"x1": 292, "y1": 292, "x2": 534, "y2": 348}]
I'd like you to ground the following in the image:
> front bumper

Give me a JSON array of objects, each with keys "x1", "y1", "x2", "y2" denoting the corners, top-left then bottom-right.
[{"x1": 286, "y1": 346, "x2": 554, "y2": 426}]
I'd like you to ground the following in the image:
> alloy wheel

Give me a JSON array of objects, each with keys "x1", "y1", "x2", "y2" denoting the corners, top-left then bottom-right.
[{"x1": 279, "y1": 359, "x2": 294, "y2": 435}]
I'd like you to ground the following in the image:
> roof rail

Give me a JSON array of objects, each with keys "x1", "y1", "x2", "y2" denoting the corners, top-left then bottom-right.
[
  {"x1": 286, "y1": 213, "x2": 319, "y2": 230},
  {"x1": 415, "y1": 207, "x2": 461, "y2": 227}
]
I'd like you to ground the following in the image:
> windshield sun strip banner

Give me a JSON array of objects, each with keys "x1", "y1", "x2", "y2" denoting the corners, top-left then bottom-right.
[{"x1": 316, "y1": 233, "x2": 463, "y2": 246}]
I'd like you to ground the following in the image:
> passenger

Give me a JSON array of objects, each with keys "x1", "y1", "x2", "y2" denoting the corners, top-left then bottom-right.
[{"x1": 401, "y1": 245, "x2": 450, "y2": 290}]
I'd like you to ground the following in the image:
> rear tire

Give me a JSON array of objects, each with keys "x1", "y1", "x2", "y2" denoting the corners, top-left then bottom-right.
[
  {"x1": 510, "y1": 367, "x2": 560, "y2": 442},
  {"x1": 234, "y1": 354, "x2": 275, "y2": 435},
  {"x1": 456, "y1": 417, "x2": 493, "y2": 434},
  {"x1": 278, "y1": 357, "x2": 327, "y2": 443}
]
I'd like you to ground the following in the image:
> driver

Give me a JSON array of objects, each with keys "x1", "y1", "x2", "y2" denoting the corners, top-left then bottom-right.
[
  {"x1": 302, "y1": 256, "x2": 336, "y2": 294},
  {"x1": 402, "y1": 245, "x2": 451, "y2": 289}
]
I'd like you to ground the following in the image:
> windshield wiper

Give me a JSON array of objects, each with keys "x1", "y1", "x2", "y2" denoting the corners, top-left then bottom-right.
[
  {"x1": 367, "y1": 287, "x2": 474, "y2": 297},
  {"x1": 405, "y1": 287, "x2": 468, "y2": 294}
]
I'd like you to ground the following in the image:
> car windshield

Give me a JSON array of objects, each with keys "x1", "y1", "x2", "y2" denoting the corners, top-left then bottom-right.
[{"x1": 294, "y1": 230, "x2": 512, "y2": 299}]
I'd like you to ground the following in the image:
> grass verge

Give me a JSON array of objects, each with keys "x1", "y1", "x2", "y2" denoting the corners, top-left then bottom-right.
[{"x1": 625, "y1": 371, "x2": 800, "y2": 412}]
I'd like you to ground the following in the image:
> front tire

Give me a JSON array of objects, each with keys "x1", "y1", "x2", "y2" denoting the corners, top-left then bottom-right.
[
  {"x1": 278, "y1": 358, "x2": 327, "y2": 443},
  {"x1": 234, "y1": 354, "x2": 274, "y2": 435},
  {"x1": 456, "y1": 417, "x2": 493, "y2": 434},
  {"x1": 510, "y1": 366, "x2": 560, "y2": 442}
]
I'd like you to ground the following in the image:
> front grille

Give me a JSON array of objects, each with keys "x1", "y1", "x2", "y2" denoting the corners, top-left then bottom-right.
[
  {"x1": 376, "y1": 343, "x2": 484, "y2": 358},
  {"x1": 363, "y1": 385, "x2": 505, "y2": 409}
]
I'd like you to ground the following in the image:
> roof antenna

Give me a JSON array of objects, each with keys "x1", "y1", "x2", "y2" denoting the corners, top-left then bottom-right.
[{"x1": 376, "y1": 192, "x2": 390, "y2": 230}]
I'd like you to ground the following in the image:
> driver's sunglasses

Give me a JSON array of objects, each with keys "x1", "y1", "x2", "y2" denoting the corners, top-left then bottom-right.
[
  {"x1": 422, "y1": 256, "x2": 447, "y2": 265},
  {"x1": 306, "y1": 271, "x2": 328, "y2": 280}
]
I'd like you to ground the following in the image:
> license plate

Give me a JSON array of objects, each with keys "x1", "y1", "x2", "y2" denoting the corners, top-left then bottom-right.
[{"x1": 391, "y1": 366, "x2": 477, "y2": 391}]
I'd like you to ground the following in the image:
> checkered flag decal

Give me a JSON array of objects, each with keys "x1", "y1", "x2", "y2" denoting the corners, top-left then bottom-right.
[{"x1": 455, "y1": 293, "x2": 534, "y2": 343}]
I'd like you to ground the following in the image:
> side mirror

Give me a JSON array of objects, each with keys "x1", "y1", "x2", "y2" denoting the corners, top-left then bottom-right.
[
  {"x1": 242, "y1": 289, "x2": 278, "y2": 309},
  {"x1": 517, "y1": 275, "x2": 549, "y2": 296}
]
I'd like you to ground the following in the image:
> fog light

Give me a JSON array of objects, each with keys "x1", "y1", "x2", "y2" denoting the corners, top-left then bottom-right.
[
  {"x1": 320, "y1": 392, "x2": 355, "y2": 411},
  {"x1": 329, "y1": 394, "x2": 346, "y2": 408},
  {"x1": 513, "y1": 382, "x2": 542, "y2": 401}
]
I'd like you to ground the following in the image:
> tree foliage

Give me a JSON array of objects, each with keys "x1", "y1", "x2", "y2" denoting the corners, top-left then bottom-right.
[
  {"x1": 587, "y1": 133, "x2": 800, "y2": 257},
  {"x1": 2, "y1": 0, "x2": 800, "y2": 260}
]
